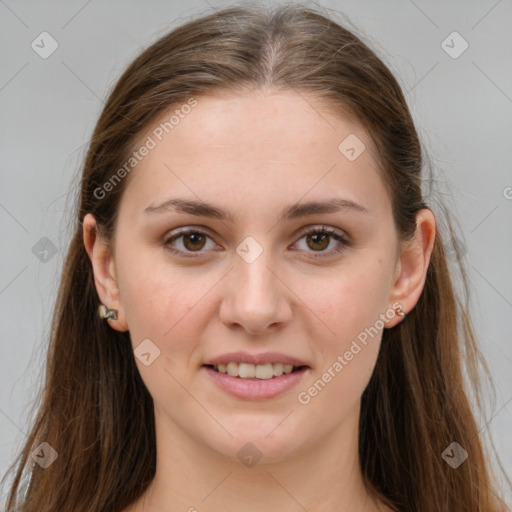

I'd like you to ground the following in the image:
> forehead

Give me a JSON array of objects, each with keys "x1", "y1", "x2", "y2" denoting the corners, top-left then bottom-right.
[
  {"x1": 151, "y1": 90, "x2": 367, "y2": 158},
  {"x1": 119, "y1": 89, "x2": 391, "y2": 222}
]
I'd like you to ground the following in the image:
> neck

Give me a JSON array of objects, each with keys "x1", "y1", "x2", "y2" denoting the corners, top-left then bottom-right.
[{"x1": 129, "y1": 405, "x2": 386, "y2": 512}]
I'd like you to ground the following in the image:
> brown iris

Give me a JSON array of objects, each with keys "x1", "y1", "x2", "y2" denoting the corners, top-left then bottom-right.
[
  {"x1": 306, "y1": 232, "x2": 330, "y2": 251},
  {"x1": 183, "y1": 232, "x2": 207, "y2": 251}
]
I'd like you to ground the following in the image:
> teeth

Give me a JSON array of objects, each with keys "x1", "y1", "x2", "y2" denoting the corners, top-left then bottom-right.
[
  {"x1": 255, "y1": 364, "x2": 273, "y2": 379},
  {"x1": 214, "y1": 362, "x2": 300, "y2": 379},
  {"x1": 273, "y1": 363, "x2": 284, "y2": 376},
  {"x1": 239, "y1": 363, "x2": 256, "y2": 378},
  {"x1": 227, "y1": 362, "x2": 238, "y2": 377}
]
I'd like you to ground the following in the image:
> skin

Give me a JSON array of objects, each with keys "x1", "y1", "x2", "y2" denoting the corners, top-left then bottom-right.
[{"x1": 83, "y1": 88, "x2": 436, "y2": 512}]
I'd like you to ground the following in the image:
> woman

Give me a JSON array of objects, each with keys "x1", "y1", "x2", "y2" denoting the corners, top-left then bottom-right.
[{"x1": 2, "y1": 4, "x2": 509, "y2": 511}]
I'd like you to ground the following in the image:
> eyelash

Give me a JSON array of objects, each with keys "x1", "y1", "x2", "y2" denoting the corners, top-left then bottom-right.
[{"x1": 163, "y1": 226, "x2": 350, "y2": 259}]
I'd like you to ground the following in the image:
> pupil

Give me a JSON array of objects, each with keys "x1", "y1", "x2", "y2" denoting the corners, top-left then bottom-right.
[
  {"x1": 309, "y1": 233, "x2": 328, "y2": 250},
  {"x1": 186, "y1": 233, "x2": 204, "y2": 250}
]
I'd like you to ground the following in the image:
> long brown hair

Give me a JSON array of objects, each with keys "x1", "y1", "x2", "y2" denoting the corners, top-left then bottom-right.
[{"x1": 2, "y1": 4, "x2": 510, "y2": 511}]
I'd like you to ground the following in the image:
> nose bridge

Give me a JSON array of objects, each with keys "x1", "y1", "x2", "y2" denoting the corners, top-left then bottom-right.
[
  {"x1": 220, "y1": 237, "x2": 291, "y2": 333},
  {"x1": 235, "y1": 242, "x2": 281, "y2": 308}
]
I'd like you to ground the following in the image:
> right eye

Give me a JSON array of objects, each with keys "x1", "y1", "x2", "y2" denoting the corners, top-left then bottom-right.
[{"x1": 164, "y1": 228, "x2": 219, "y2": 258}]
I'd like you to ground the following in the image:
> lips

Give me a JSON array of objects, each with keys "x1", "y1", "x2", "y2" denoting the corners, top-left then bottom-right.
[
  {"x1": 201, "y1": 351, "x2": 311, "y2": 397},
  {"x1": 202, "y1": 364, "x2": 309, "y2": 399}
]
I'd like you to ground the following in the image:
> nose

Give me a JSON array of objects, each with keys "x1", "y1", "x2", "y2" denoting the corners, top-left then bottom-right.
[{"x1": 219, "y1": 249, "x2": 292, "y2": 336}]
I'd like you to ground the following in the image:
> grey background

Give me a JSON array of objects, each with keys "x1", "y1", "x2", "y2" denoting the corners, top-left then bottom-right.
[{"x1": 1, "y1": 0, "x2": 511, "y2": 505}]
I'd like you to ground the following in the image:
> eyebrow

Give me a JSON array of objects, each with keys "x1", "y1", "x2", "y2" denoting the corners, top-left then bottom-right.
[{"x1": 144, "y1": 197, "x2": 369, "y2": 222}]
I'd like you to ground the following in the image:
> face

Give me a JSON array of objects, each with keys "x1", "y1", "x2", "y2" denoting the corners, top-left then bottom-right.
[{"x1": 97, "y1": 89, "x2": 408, "y2": 463}]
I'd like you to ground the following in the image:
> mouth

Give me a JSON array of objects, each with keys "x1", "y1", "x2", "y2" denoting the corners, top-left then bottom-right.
[
  {"x1": 202, "y1": 363, "x2": 310, "y2": 400},
  {"x1": 203, "y1": 362, "x2": 308, "y2": 380}
]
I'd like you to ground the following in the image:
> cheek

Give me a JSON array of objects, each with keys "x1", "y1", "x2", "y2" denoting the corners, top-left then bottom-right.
[
  {"x1": 115, "y1": 247, "x2": 180, "y2": 337},
  {"x1": 116, "y1": 249, "x2": 218, "y2": 362},
  {"x1": 116, "y1": 258, "x2": 211, "y2": 403},
  {"x1": 297, "y1": 275, "x2": 384, "y2": 416},
  {"x1": 296, "y1": 254, "x2": 391, "y2": 395},
  {"x1": 300, "y1": 256, "x2": 392, "y2": 341}
]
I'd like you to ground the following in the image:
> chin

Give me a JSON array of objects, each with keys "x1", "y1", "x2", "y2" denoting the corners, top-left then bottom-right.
[{"x1": 202, "y1": 420, "x2": 309, "y2": 466}]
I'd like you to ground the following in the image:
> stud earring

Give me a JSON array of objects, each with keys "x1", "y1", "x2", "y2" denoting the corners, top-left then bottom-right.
[
  {"x1": 98, "y1": 304, "x2": 118, "y2": 320},
  {"x1": 395, "y1": 305, "x2": 406, "y2": 317}
]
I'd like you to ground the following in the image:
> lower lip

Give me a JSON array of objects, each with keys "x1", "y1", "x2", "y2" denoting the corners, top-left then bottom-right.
[{"x1": 202, "y1": 366, "x2": 309, "y2": 400}]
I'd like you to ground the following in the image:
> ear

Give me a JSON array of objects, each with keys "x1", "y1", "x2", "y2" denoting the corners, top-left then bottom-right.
[
  {"x1": 83, "y1": 213, "x2": 129, "y2": 332},
  {"x1": 386, "y1": 208, "x2": 436, "y2": 328}
]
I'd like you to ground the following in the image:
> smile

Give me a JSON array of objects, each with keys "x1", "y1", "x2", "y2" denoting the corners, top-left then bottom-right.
[
  {"x1": 211, "y1": 362, "x2": 303, "y2": 379},
  {"x1": 202, "y1": 364, "x2": 309, "y2": 400}
]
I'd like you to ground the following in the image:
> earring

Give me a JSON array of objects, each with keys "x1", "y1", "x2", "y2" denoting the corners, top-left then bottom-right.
[
  {"x1": 395, "y1": 305, "x2": 405, "y2": 317},
  {"x1": 98, "y1": 304, "x2": 117, "y2": 320}
]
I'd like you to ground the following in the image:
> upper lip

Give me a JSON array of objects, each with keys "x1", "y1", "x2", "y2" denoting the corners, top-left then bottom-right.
[{"x1": 203, "y1": 351, "x2": 310, "y2": 367}]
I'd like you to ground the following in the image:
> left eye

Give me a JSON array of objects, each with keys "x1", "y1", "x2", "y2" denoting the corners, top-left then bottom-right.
[
  {"x1": 293, "y1": 227, "x2": 349, "y2": 256},
  {"x1": 164, "y1": 226, "x2": 349, "y2": 258}
]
